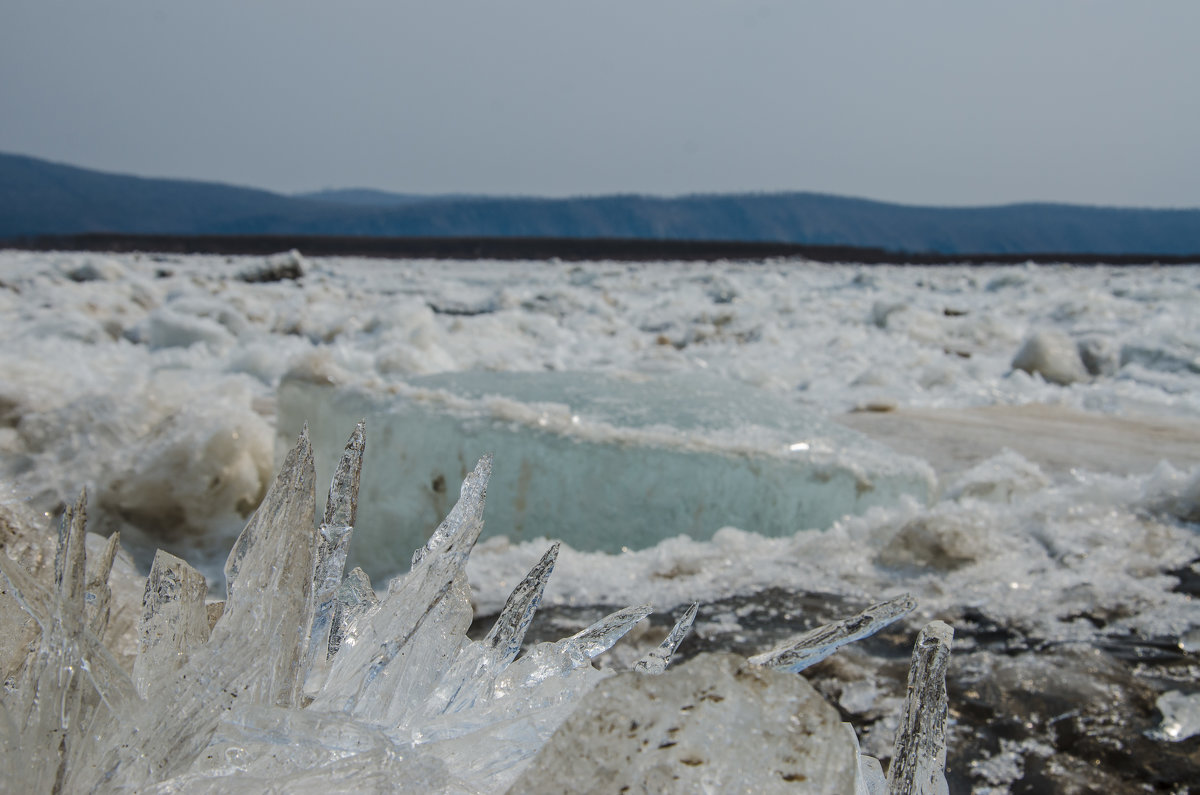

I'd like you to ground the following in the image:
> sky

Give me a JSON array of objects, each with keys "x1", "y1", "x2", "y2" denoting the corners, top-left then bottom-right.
[{"x1": 2, "y1": 1, "x2": 1198, "y2": 207}]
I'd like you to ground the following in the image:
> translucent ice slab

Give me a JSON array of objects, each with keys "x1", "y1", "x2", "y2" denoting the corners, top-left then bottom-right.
[{"x1": 279, "y1": 372, "x2": 936, "y2": 580}]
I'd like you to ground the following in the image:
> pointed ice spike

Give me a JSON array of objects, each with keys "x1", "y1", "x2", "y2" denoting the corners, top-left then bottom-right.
[
  {"x1": 54, "y1": 488, "x2": 88, "y2": 627},
  {"x1": 491, "y1": 604, "x2": 655, "y2": 701},
  {"x1": 85, "y1": 531, "x2": 120, "y2": 638},
  {"x1": 749, "y1": 594, "x2": 917, "y2": 673},
  {"x1": 568, "y1": 604, "x2": 654, "y2": 659},
  {"x1": 305, "y1": 423, "x2": 367, "y2": 694},
  {"x1": 322, "y1": 420, "x2": 365, "y2": 529},
  {"x1": 410, "y1": 454, "x2": 492, "y2": 570},
  {"x1": 328, "y1": 567, "x2": 379, "y2": 659},
  {"x1": 64, "y1": 433, "x2": 320, "y2": 790},
  {"x1": 634, "y1": 602, "x2": 698, "y2": 675},
  {"x1": 314, "y1": 457, "x2": 491, "y2": 717},
  {"x1": 412, "y1": 547, "x2": 561, "y2": 721},
  {"x1": 10, "y1": 489, "x2": 134, "y2": 792},
  {"x1": 887, "y1": 621, "x2": 954, "y2": 795},
  {"x1": 213, "y1": 426, "x2": 317, "y2": 708},
  {"x1": 89, "y1": 530, "x2": 120, "y2": 586},
  {"x1": 133, "y1": 550, "x2": 210, "y2": 698},
  {"x1": 485, "y1": 543, "x2": 559, "y2": 662}
]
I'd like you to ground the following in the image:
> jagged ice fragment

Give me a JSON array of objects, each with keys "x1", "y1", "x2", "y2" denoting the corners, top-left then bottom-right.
[{"x1": 887, "y1": 620, "x2": 955, "y2": 795}]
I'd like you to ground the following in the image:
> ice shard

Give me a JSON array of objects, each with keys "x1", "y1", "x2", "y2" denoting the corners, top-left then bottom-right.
[
  {"x1": 887, "y1": 620, "x2": 954, "y2": 795},
  {"x1": 84, "y1": 530, "x2": 120, "y2": 638},
  {"x1": 217, "y1": 426, "x2": 318, "y2": 710},
  {"x1": 485, "y1": 542, "x2": 559, "y2": 662},
  {"x1": 304, "y1": 421, "x2": 365, "y2": 696},
  {"x1": 133, "y1": 549, "x2": 210, "y2": 697},
  {"x1": 419, "y1": 543, "x2": 560, "y2": 719},
  {"x1": 634, "y1": 601, "x2": 698, "y2": 675},
  {"x1": 280, "y1": 371, "x2": 937, "y2": 580},
  {"x1": 0, "y1": 421, "x2": 952, "y2": 794},
  {"x1": 0, "y1": 490, "x2": 137, "y2": 793},
  {"x1": 749, "y1": 593, "x2": 917, "y2": 673},
  {"x1": 327, "y1": 566, "x2": 378, "y2": 659},
  {"x1": 62, "y1": 430, "x2": 321, "y2": 791},
  {"x1": 310, "y1": 455, "x2": 491, "y2": 729}
]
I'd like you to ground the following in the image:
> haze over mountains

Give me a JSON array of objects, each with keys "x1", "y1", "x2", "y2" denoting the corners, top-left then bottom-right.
[{"x1": 3, "y1": 152, "x2": 1199, "y2": 255}]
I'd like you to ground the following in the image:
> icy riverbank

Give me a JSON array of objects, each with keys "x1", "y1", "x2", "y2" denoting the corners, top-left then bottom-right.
[
  {"x1": 1, "y1": 425, "x2": 951, "y2": 793},
  {"x1": 1, "y1": 250, "x2": 1199, "y2": 789}
]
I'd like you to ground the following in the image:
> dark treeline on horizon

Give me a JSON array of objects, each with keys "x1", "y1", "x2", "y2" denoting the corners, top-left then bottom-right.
[{"x1": 7, "y1": 233, "x2": 1197, "y2": 266}]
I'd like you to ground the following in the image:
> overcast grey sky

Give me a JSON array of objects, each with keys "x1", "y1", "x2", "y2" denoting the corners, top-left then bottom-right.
[{"x1": 2, "y1": 1, "x2": 1198, "y2": 207}]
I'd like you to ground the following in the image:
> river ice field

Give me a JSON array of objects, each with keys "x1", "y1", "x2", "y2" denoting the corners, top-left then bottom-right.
[{"x1": 1, "y1": 249, "x2": 1198, "y2": 792}]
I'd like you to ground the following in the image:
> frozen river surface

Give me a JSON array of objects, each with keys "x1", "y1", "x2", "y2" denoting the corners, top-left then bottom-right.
[{"x1": 1, "y1": 250, "x2": 1199, "y2": 791}]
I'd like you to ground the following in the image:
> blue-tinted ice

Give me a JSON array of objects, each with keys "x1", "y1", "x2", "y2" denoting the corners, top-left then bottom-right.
[{"x1": 280, "y1": 371, "x2": 936, "y2": 580}]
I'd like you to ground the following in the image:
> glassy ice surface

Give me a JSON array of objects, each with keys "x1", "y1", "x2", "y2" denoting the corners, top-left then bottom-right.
[{"x1": 281, "y1": 371, "x2": 936, "y2": 579}]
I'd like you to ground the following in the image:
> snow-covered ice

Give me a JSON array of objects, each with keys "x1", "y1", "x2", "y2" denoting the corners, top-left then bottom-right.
[{"x1": 2, "y1": 249, "x2": 1199, "y2": 790}]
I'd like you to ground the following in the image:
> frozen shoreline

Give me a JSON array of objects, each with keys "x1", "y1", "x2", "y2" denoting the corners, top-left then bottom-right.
[
  {"x1": 838, "y1": 403, "x2": 1200, "y2": 479},
  {"x1": 2, "y1": 250, "x2": 1199, "y2": 790}
]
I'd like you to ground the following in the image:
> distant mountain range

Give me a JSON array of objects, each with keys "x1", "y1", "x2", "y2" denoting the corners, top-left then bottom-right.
[{"x1": 3, "y1": 152, "x2": 1199, "y2": 255}]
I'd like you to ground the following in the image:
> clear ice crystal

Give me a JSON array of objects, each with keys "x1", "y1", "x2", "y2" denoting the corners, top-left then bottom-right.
[
  {"x1": 133, "y1": 550, "x2": 210, "y2": 697},
  {"x1": 633, "y1": 602, "x2": 698, "y2": 675},
  {"x1": 304, "y1": 421, "x2": 365, "y2": 696},
  {"x1": 85, "y1": 530, "x2": 120, "y2": 638},
  {"x1": 419, "y1": 543, "x2": 561, "y2": 720},
  {"x1": 327, "y1": 566, "x2": 378, "y2": 660},
  {"x1": 0, "y1": 422, "x2": 952, "y2": 793},
  {"x1": 749, "y1": 593, "x2": 917, "y2": 672},
  {"x1": 887, "y1": 620, "x2": 954, "y2": 795},
  {"x1": 216, "y1": 424, "x2": 318, "y2": 710}
]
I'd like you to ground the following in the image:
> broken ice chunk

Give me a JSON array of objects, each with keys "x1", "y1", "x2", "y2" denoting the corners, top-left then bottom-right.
[
  {"x1": 844, "y1": 722, "x2": 888, "y2": 795},
  {"x1": 887, "y1": 620, "x2": 954, "y2": 795},
  {"x1": 510, "y1": 653, "x2": 860, "y2": 793},
  {"x1": 280, "y1": 371, "x2": 936, "y2": 580},
  {"x1": 634, "y1": 602, "x2": 698, "y2": 675},
  {"x1": 749, "y1": 593, "x2": 917, "y2": 673},
  {"x1": 1149, "y1": 690, "x2": 1200, "y2": 742},
  {"x1": 133, "y1": 550, "x2": 210, "y2": 697}
]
